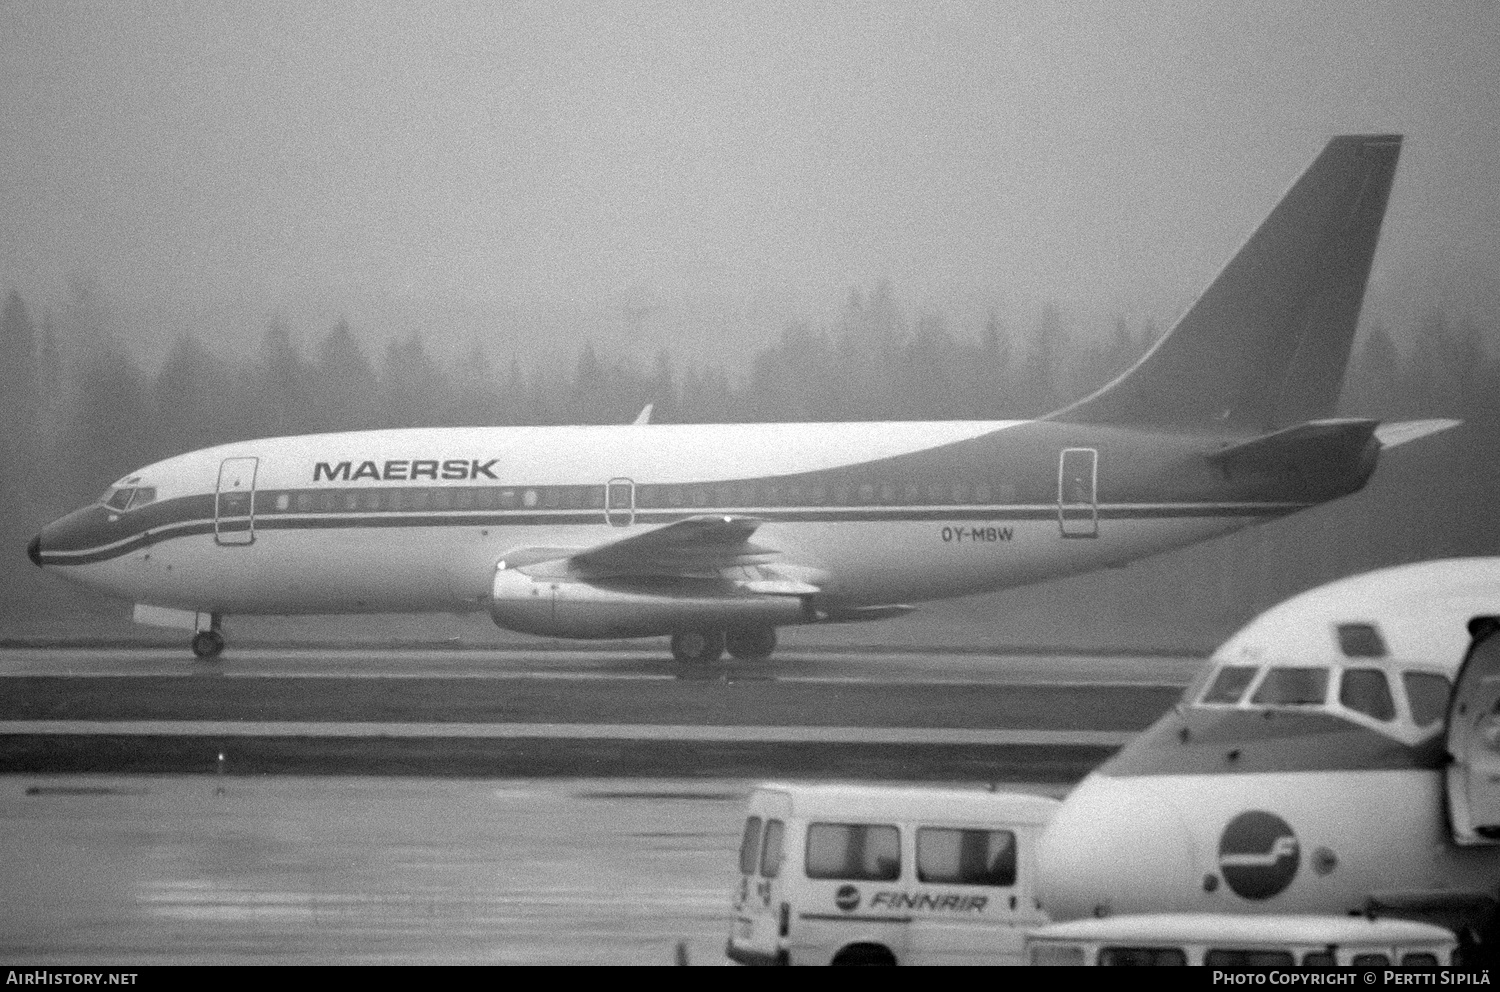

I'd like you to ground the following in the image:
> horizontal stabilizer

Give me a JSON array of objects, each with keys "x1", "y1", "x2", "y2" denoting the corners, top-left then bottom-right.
[
  {"x1": 1205, "y1": 418, "x2": 1378, "y2": 476},
  {"x1": 1375, "y1": 418, "x2": 1462, "y2": 449}
]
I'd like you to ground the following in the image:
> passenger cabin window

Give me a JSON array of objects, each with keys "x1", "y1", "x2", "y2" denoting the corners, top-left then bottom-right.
[
  {"x1": 1340, "y1": 668, "x2": 1397, "y2": 721},
  {"x1": 805, "y1": 823, "x2": 900, "y2": 881},
  {"x1": 1251, "y1": 667, "x2": 1329, "y2": 706},
  {"x1": 739, "y1": 817, "x2": 763, "y2": 875},
  {"x1": 759, "y1": 819, "x2": 785, "y2": 879},
  {"x1": 1201, "y1": 665, "x2": 1258, "y2": 705},
  {"x1": 1404, "y1": 672, "x2": 1452, "y2": 727},
  {"x1": 1098, "y1": 946, "x2": 1187, "y2": 966},
  {"x1": 916, "y1": 828, "x2": 1016, "y2": 886}
]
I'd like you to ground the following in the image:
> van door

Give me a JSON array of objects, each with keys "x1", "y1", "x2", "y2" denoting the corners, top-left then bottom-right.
[
  {"x1": 215, "y1": 457, "x2": 258, "y2": 546},
  {"x1": 1444, "y1": 620, "x2": 1500, "y2": 845},
  {"x1": 729, "y1": 790, "x2": 792, "y2": 964}
]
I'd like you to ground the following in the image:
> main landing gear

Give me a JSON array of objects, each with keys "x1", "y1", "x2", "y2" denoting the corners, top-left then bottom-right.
[
  {"x1": 190, "y1": 615, "x2": 226, "y2": 660},
  {"x1": 670, "y1": 627, "x2": 778, "y2": 663}
]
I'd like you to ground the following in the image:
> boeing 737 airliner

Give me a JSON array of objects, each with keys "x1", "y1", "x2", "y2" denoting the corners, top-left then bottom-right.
[{"x1": 27, "y1": 135, "x2": 1454, "y2": 660}]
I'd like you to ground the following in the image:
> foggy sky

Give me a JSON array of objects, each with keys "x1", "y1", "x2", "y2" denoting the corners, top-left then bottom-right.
[{"x1": 3, "y1": 1, "x2": 1498, "y2": 369}]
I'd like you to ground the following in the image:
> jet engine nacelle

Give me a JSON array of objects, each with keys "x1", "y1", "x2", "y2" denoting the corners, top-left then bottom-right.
[{"x1": 489, "y1": 566, "x2": 810, "y2": 639}]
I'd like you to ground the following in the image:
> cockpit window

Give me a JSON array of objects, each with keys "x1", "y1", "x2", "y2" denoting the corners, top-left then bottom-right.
[
  {"x1": 1201, "y1": 665, "x2": 1258, "y2": 705},
  {"x1": 1339, "y1": 668, "x2": 1396, "y2": 721},
  {"x1": 1404, "y1": 672, "x2": 1452, "y2": 727},
  {"x1": 1337, "y1": 622, "x2": 1388, "y2": 658},
  {"x1": 1250, "y1": 666, "x2": 1329, "y2": 706},
  {"x1": 100, "y1": 486, "x2": 156, "y2": 511}
]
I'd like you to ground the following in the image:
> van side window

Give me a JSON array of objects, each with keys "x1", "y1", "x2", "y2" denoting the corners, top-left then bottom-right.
[
  {"x1": 1201, "y1": 665, "x2": 1258, "y2": 704},
  {"x1": 1098, "y1": 946, "x2": 1187, "y2": 966},
  {"x1": 739, "y1": 816, "x2": 763, "y2": 875},
  {"x1": 1340, "y1": 668, "x2": 1396, "y2": 721},
  {"x1": 805, "y1": 823, "x2": 900, "y2": 881},
  {"x1": 760, "y1": 819, "x2": 785, "y2": 879},
  {"x1": 1404, "y1": 672, "x2": 1452, "y2": 727},
  {"x1": 1204, "y1": 949, "x2": 1295, "y2": 966},
  {"x1": 916, "y1": 828, "x2": 1016, "y2": 886}
]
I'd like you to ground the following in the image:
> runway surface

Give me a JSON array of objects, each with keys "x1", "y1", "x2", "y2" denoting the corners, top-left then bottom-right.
[
  {"x1": 0, "y1": 646, "x2": 1199, "y2": 779},
  {"x1": 0, "y1": 645, "x2": 1194, "y2": 963}
]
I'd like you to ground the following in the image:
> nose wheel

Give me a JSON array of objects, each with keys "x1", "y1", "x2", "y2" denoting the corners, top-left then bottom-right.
[{"x1": 191, "y1": 629, "x2": 226, "y2": 660}]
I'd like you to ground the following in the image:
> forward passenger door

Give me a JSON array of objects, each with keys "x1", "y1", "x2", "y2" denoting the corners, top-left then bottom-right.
[{"x1": 1445, "y1": 619, "x2": 1500, "y2": 845}]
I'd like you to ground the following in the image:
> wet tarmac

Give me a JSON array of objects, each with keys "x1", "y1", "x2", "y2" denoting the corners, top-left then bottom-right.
[{"x1": 0, "y1": 646, "x2": 1193, "y2": 964}]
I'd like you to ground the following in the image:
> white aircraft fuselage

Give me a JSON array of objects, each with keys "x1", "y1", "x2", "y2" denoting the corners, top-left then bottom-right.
[{"x1": 31, "y1": 417, "x2": 1346, "y2": 618}]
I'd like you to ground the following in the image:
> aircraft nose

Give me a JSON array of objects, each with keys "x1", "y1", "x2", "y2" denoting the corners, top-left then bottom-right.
[
  {"x1": 27, "y1": 533, "x2": 41, "y2": 568},
  {"x1": 1036, "y1": 774, "x2": 1199, "y2": 920}
]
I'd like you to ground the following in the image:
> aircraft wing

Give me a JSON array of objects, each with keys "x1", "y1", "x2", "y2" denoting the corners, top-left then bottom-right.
[
  {"x1": 572, "y1": 514, "x2": 783, "y2": 578},
  {"x1": 500, "y1": 514, "x2": 801, "y2": 586}
]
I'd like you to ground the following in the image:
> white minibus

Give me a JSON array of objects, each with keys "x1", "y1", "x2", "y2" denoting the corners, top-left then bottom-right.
[{"x1": 726, "y1": 782, "x2": 1059, "y2": 965}]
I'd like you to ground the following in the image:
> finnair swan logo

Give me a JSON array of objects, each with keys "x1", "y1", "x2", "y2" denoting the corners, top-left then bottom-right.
[{"x1": 1217, "y1": 810, "x2": 1300, "y2": 900}]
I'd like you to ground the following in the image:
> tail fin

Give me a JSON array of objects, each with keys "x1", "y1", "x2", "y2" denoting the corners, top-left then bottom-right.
[{"x1": 1052, "y1": 134, "x2": 1402, "y2": 431}]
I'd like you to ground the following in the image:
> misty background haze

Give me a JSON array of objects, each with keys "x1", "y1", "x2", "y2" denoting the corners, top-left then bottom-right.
[{"x1": 2, "y1": 1, "x2": 1498, "y2": 649}]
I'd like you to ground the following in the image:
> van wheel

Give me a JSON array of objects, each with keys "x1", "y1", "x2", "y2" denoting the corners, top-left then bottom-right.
[{"x1": 832, "y1": 943, "x2": 896, "y2": 966}]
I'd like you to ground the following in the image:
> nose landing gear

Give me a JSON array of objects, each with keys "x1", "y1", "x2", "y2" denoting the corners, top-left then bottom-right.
[{"x1": 190, "y1": 615, "x2": 226, "y2": 660}]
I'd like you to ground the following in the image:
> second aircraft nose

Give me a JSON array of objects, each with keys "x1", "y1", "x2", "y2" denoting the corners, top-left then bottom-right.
[
  {"x1": 1036, "y1": 773, "x2": 1200, "y2": 920},
  {"x1": 27, "y1": 533, "x2": 41, "y2": 568}
]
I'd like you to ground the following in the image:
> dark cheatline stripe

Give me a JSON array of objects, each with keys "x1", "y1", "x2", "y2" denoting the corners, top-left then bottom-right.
[
  {"x1": 1098, "y1": 706, "x2": 1446, "y2": 777},
  {"x1": 39, "y1": 501, "x2": 1300, "y2": 567}
]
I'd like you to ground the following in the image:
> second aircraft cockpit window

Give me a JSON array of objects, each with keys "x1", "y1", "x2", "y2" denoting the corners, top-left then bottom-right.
[{"x1": 1193, "y1": 660, "x2": 1453, "y2": 740}]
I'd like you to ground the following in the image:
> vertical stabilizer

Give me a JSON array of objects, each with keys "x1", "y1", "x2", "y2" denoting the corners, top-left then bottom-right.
[{"x1": 1053, "y1": 135, "x2": 1402, "y2": 431}]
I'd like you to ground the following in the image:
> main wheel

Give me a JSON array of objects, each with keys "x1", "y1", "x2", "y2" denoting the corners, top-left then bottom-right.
[
  {"x1": 670, "y1": 629, "x2": 725, "y2": 663},
  {"x1": 191, "y1": 630, "x2": 225, "y2": 660},
  {"x1": 725, "y1": 627, "x2": 777, "y2": 660}
]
